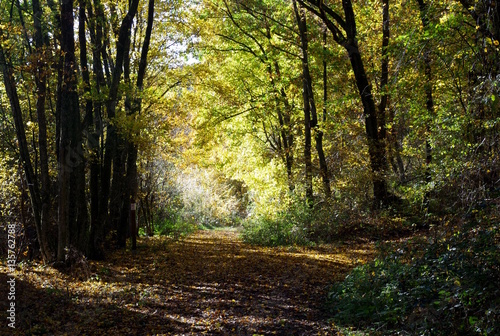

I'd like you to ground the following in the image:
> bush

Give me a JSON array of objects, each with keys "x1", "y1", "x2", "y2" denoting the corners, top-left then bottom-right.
[
  {"x1": 241, "y1": 198, "x2": 314, "y2": 246},
  {"x1": 153, "y1": 216, "x2": 197, "y2": 239},
  {"x1": 326, "y1": 211, "x2": 500, "y2": 335},
  {"x1": 241, "y1": 195, "x2": 415, "y2": 247}
]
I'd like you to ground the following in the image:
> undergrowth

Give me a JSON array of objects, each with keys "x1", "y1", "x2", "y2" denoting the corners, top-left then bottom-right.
[
  {"x1": 240, "y1": 196, "x2": 414, "y2": 247},
  {"x1": 326, "y1": 208, "x2": 500, "y2": 335},
  {"x1": 143, "y1": 216, "x2": 197, "y2": 239}
]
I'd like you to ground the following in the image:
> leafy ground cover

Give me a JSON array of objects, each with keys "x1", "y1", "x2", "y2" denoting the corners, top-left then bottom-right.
[
  {"x1": 0, "y1": 229, "x2": 375, "y2": 335},
  {"x1": 327, "y1": 212, "x2": 500, "y2": 335}
]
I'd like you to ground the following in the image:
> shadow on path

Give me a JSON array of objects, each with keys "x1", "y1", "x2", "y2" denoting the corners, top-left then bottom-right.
[{"x1": 1, "y1": 230, "x2": 375, "y2": 335}]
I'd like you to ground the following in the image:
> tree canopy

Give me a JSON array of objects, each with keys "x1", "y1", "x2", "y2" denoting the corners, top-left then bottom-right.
[{"x1": 0, "y1": 0, "x2": 498, "y2": 334}]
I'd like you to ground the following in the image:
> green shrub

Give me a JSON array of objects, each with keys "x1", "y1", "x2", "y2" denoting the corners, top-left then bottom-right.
[
  {"x1": 327, "y1": 214, "x2": 500, "y2": 335},
  {"x1": 240, "y1": 195, "x2": 416, "y2": 246},
  {"x1": 241, "y1": 198, "x2": 314, "y2": 246},
  {"x1": 154, "y1": 216, "x2": 197, "y2": 239},
  {"x1": 241, "y1": 214, "x2": 312, "y2": 246}
]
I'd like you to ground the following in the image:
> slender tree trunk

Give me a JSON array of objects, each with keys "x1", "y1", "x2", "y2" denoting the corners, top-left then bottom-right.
[
  {"x1": 85, "y1": 0, "x2": 106, "y2": 259},
  {"x1": 269, "y1": 64, "x2": 294, "y2": 191},
  {"x1": 316, "y1": 28, "x2": 331, "y2": 198},
  {"x1": 125, "y1": 0, "x2": 155, "y2": 247},
  {"x1": 111, "y1": 146, "x2": 128, "y2": 247},
  {"x1": 32, "y1": 0, "x2": 53, "y2": 261},
  {"x1": 281, "y1": 87, "x2": 295, "y2": 192},
  {"x1": 416, "y1": 0, "x2": 435, "y2": 207},
  {"x1": 99, "y1": 0, "x2": 140, "y2": 245},
  {"x1": 379, "y1": 0, "x2": 390, "y2": 142},
  {"x1": 295, "y1": 1, "x2": 331, "y2": 199},
  {"x1": 387, "y1": 107, "x2": 406, "y2": 183},
  {"x1": 77, "y1": 0, "x2": 95, "y2": 254},
  {"x1": 293, "y1": 0, "x2": 314, "y2": 204},
  {"x1": 262, "y1": 14, "x2": 295, "y2": 191}
]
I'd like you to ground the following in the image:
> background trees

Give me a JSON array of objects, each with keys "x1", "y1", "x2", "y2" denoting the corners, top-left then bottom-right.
[
  {"x1": 0, "y1": 0, "x2": 498, "y2": 260},
  {"x1": 0, "y1": 0, "x2": 498, "y2": 333},
  {"x1": 183, "y1": 0, "x2": 498, "y2": 240}
]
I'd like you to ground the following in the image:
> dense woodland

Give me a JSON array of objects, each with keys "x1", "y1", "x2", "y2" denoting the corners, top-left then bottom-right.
[{"x1": 0, "y1": 0, "x2": 499, "y2": 334}]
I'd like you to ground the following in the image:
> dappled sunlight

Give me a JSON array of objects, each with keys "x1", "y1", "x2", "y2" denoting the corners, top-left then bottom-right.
[{"x1": 0, "y1": 230, "x2": 374, "y2": 335}]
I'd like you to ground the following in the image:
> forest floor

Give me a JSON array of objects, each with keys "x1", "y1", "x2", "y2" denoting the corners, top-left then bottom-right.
[{"x1": 1, "y1": 229, "x2": 377, "y2": 335}]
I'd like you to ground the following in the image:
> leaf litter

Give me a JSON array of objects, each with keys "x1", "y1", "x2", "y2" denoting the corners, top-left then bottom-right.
[{"x1": 0, "y1": 230, "x2": 374, "y2": 335}]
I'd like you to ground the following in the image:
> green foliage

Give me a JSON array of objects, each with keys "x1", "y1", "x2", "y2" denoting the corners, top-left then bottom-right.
[
  {"x1": 153, "y1": 216, "x2": 197, "y2": 239},
  {"x1": 0, "y1": 156, "x2": 19, "y2": 222},
  {"x1": 241, "y1": 192, "x2": 418, "y2": 247},
  {"x1": 241, "y1": 200, "x2": 314, "y2": 247},
  {"x1": 327, "y1": 213, "x2": 500, "y2": 335}
]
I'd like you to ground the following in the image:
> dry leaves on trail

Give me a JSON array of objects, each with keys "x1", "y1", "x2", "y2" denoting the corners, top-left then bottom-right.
[{"x1": 0, "y1": 230, "x2": 374, "y2": 335}]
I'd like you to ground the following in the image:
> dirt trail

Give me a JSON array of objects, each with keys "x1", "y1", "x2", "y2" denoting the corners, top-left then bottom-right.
[{"x1": 1, "y1": 230, "x2": 374, "y2": 335}]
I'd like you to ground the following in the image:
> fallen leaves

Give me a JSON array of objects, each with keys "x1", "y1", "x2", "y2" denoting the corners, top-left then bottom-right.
[{"x1": 0, "y1": 229, "x2": 375, "y2": 335}]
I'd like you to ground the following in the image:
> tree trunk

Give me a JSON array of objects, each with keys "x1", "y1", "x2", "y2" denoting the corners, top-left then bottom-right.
[
  {"x1": 416, "y1": 0, "x2": 435, "y2": 206},
  {"x1": 302, "y1": 0, "x2": 389, "y2": 207},
  {"x1": 74, "y1": 0, "x2": 95, "y2": 254},
  {"x1": 379, "y1": 0, "x2": 390, "y2": 142},
  {"x1": 269, "y1": 65, "x2": 295, "y2": 192},
  {"x1": 32, "y1": 0, "x2": 53, "y2": 262},
  {"x1": 293, "y1": 0, "x2": 314, "y2": 204},
  {"x1": 124, "y1": 0, "x2": 155, "y2": 247},
  {"x1": 58, "y1": 0, "x2": 81, "y2": 262},
  {"x1": 99, "y1": 0, "x2": 140, "y2": 245},
  {"x1": 86, "y1": 0, "x2": 106, "y2": 259},
  {"x1": 350, "y1": 49, "x2": 388, "y2": 207},
  {"x1": 343, "y1": 0, "x2": 388, "y2": 207},
  {"x1": 317, "y1": 28, "x2": 332, "y2": 198},
  {"x1": 0, "y1": 36, "x2": 50, "y2": 262},
  {"x1": 111, "y1": 145, "x2": 128, "y2": 247},
  {"x1": 262, "y1": 14, "x2": 295, "y2": 191}
]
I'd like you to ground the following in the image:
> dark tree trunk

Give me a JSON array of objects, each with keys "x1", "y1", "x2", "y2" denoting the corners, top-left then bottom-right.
[
  {"x1": 387, "y1": 107, "x2": 406, "y2": 183},
  {"x1": 111, "y1": 16, "x2": 133, "y2": 248},
  {"x1": 76, "y1": 0, "x2": 95, "y2": 254},
  {"x1": 416, "y1": 0, "x2": 435, "y2": 205},
  {"x1": 379, "y1": 0, "x2": 390, "y2": 142},
  {"x1": 301, "y1": 0, "x2": 389, "y2": 207},
  {"x1": 343, "y1": 0, "x2": 388, "y2": 207},
  {"x1": 316, "y1": 28, "x2": 332, "y2": 198},
  {"x1": 58, "y1": 0, "x2": 82, "y2": 261},
  {"x1": 0, "y1": 36, "x2": 50, "y2": 262},
  {"x1": 293, "y1": 0, "x2": 314, "y2": 204},
  {"x1": 281, "y1": 86, "x2": 295, "y2": 192},
  {"x1": 85, "y1": 0, "x2": 106, "y2": 259},
  {"x1": 345, "y1": 41, "x2": 388, "y2": 208},
  {"x1": 124, "y1": 0, "x2": 155, "y2": 247},
  {"x1": 269, "y1": 64, "x2": 295, "y2": 192},
  {"x1": 32, "y1": 0, "x2": 53, "y2": 262},
  {"x1": 99, "y1": 0, "x2": 140, "y2": 246},
  {"x1": 111, "y1": 145, "x2": 128, "y2": 247},
  {"x1": 262, "y1": 14, "x2": 295, "y2": 191}
]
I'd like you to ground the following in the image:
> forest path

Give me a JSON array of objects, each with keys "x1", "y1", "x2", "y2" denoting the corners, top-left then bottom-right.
[{"x1": 1, "y1": 229, "x2": 375, "y2": 335}]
